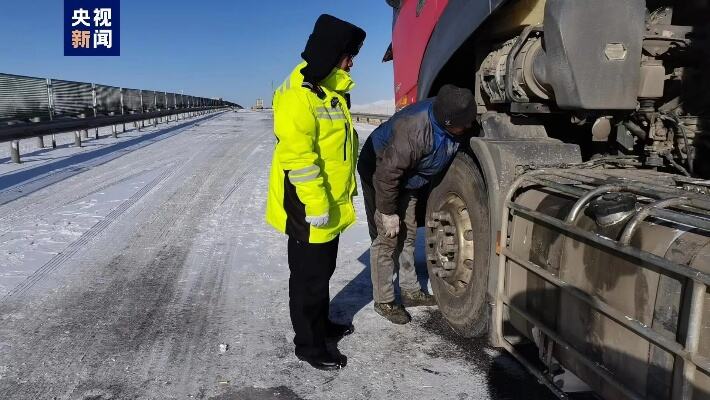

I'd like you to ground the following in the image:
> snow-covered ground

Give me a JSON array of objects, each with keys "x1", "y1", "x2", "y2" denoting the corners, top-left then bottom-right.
[{"x1": 0, "y1": 110, "x2": 555, "y2": 399}]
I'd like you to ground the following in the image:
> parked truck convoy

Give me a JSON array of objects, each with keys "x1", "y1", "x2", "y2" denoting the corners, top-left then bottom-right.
[{"x1": 385, "y1": 0, "x2": 710, "y2": 398}]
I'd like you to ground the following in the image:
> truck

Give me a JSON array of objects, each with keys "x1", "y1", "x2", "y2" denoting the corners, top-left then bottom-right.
[{"x1": 384, "y1": 1, "x2": 710, "y2": 398}]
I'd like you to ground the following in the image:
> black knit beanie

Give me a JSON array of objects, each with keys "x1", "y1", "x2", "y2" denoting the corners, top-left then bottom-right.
[
  {"x1": 433, "y1": 84, "x2": 476, "y2": 128},
  {"x1": 300, "y1": 14, "x2": 366, "y2": 84}
]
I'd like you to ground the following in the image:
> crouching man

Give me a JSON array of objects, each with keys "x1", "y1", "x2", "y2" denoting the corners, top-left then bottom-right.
[{"x1": 357, "y1": 84, "x2": 475, "y2": 324}]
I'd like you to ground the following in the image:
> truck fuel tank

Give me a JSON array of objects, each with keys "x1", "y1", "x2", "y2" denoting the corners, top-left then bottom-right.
[{"x1": 499, "y1": 166, "x2": 710, "y2": 399}]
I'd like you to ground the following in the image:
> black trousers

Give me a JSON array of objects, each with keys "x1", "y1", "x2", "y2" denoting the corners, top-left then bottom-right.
[{"x1": 287, "y1": 235, "x2": 339, "y2": 357}]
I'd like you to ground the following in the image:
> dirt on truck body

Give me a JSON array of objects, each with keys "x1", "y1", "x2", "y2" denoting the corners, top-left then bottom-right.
[{"x1": 386, "y1": 0, "x2": 710, "y2": 398}]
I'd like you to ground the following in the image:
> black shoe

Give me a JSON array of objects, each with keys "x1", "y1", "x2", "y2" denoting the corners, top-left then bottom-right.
[
  {"x1": 402, "y1": 289, "x2": 437, "y2": 307},
  {"x1": 326, "y1": 321, "x2": 355, "y2": 339},
  {"x1": 296, "y1": 351, "x2": 347, "y2": 371},
  {"x1": 374, "y1": 302, "x2": 411, "y2": 324}
]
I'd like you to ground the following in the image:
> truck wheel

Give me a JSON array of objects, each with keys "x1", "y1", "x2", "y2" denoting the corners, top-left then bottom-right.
[{"x1": 425, "y1": 152, "x2": 490, "y2": 337}]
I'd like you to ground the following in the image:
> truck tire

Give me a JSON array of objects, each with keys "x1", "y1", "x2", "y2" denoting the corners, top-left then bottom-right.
[{"x1": 425, "y1": 152, "x2": 490, "y2": 337}]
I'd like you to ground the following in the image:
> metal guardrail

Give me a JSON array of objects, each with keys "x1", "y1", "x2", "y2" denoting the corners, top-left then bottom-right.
[
  {"x1": 350, "y1": 112, "x2": 390, "y2": 126},
  {"x1": 0, "y1": 72, "x2": 241, "y2": 163},
  {"x1": 2, "y1": 106, "x2": 224, "y2": 141}
]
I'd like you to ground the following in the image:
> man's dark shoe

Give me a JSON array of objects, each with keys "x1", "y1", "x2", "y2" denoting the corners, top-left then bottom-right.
[
  {"x1": 374, "y1": 302, "x2": 411, "y2": 324},
  {"x1": 326, "y1": 321, "x2": 355, "y2": 339},
  {"x1": 402, "y1": 289, "x2": 437, "y2": 307},
  {"x1": 296, "y1": 351, "x2": 347, "y2": 371}
]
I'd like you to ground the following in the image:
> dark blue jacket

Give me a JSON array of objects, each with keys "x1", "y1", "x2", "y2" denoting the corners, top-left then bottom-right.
[{"x1": 357, "y1": 98, "x2": 460, "y2": 215}]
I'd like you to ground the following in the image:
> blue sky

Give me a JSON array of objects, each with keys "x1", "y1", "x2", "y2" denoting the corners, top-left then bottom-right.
[{"x1": 0, "y1": 1, "x2": 395, "y2": 107}]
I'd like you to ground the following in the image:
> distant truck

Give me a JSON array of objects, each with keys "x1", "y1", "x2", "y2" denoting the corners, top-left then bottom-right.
[{"x1": 386, "y1": 1, "x2": 710, "y2": 398}]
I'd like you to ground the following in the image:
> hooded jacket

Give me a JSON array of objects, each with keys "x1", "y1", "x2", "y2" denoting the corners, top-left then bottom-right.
[
  {"x1": 300, "y1": 14, "x2": 366, "y2": 85},
  {"x1": 357, "y1": 99, "x2": 460, "y2": 215},
  {"x1": 265, "y1": 62, "x2": 359, "y2": 243}
]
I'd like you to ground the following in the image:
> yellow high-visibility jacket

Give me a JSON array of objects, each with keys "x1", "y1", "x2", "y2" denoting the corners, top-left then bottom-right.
[{"x1": 265, "y1": 62, "x2": 359, "y2": 244}]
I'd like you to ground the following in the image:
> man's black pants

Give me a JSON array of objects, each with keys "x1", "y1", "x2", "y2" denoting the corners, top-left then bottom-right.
[{"x1": 287, "y1": 235, "x2": 339, "y2": 357}]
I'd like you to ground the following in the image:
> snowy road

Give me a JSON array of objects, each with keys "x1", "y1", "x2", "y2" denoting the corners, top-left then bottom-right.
[{"x1": 0, "y1": 111, "x2": 557, "y2": 399}]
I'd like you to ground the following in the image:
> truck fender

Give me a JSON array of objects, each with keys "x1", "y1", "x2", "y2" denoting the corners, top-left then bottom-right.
[
  {"x1": 465, "y1": 136, "x2": 582, "y2": 344},
  {"x1": 418, "y1": 0, "x2": 505, "y2": 99}
]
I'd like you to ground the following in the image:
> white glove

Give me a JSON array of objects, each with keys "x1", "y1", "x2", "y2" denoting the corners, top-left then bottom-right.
[
  {"x1": 381, "y1": 213, "x2": 400, "y2": 238},
  {"x1": 306, "y1": 212, "x2": 329, "y2": 227}
]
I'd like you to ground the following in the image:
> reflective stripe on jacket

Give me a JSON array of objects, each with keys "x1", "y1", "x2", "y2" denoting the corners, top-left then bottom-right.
[{"x1": 265, "y1": 61, "x2": 359, "y2": 244}]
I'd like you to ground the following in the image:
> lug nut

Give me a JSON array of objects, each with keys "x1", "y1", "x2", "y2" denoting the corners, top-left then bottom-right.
[
  {"x1": 464, "y1": 259, "x2": 474, "y2": 270},
  {"x1": 436, "y1": 269, "x2": 453, "y2": 278},
  {"x1": 464, "y1": 229, "x2": 474, "y2": 241}
]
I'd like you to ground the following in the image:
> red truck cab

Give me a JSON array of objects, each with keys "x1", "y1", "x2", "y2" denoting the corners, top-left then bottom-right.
[{"x1": 390, "y1": 0, "x2": 449, "y2": 109}]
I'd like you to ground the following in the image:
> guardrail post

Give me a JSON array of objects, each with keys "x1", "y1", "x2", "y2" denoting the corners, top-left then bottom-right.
[
  {"x1": 92, "y1": 83, "x2": 99, "y2": 139},
  {"x1": 79, "y1": 113, "x2": 89, "y2": 139},
  {"x1": 109, "y1": 111, "x2": 117, "y2": 138},
  {"x1": 36, "y1": 135, "x2": 44, "y2": 148},
  {"x1": 120, "y1": 88, "x2": 126, "y2": 133},
  {"x1": 30, "y1": 117, "x2": 44, "y2": 148},
  {"x1": 74, "y1": 130, "x2": 82, "y2": 147},
  {"x1": 139, "y1": 91, "x2": 144, "y2": 131},
  {"x1": 10, "y1": 141, "x2": 21, "y2": 163},
  {"x1": 163, "y1": 93, "x2": 168, "y2": 124},
  {"x1": 75, "y1": 113, "x2": 86, "y2": 146},
  {"x1": 46, "y1": 79, "x2": 56, "y2": 148}
]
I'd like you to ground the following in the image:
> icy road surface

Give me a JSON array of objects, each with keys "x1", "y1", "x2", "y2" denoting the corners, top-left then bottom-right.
[{"x1": 0, "y1": 111, "x2": 558, "y2": 399}]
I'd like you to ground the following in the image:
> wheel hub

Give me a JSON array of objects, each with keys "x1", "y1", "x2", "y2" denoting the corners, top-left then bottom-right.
[{"x1": 426, "y1": 194, "x2": 475, "y2": 294}]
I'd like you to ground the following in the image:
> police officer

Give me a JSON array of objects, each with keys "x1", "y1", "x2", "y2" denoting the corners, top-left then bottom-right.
[
  {"x1": 357, "y1": 85, "x2": 475, "y2": 325},
  {"x1": 266, "y1": 14, "x2": 365, "y2": 370}
]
